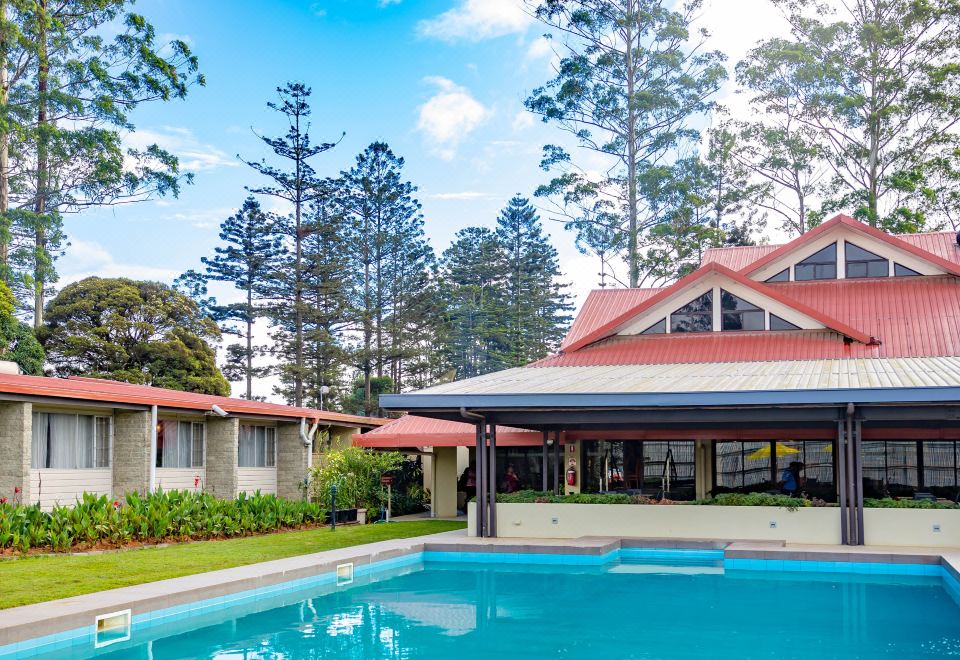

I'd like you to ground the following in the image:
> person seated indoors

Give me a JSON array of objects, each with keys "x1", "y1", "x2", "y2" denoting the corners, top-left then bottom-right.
[
  {"x1": 778, "y1": 461, "x2": 805, "y2": 497},
  {"x1": 457, "y1": 465, "x2": 477, "y2": 501},
  {"x1": 501, "y1": 464, "x2": 521, "y2": 493}
]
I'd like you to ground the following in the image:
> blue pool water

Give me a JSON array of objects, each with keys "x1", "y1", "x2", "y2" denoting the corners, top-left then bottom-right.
[{"x1": 20, "y1": 555, "x2": 960, "y2": 659}]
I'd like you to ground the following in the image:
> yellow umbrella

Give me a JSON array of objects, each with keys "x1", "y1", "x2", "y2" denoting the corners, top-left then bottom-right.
[{"x1": 747, "y1": 443, "x2": 800, "y2": 460}]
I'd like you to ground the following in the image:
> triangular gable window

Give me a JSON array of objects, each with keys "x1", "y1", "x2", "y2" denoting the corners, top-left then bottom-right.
[
  {"x1": 770, "y1": 314, "x2": 801, "y2": 331},
  {"x1": 846, "y1": 242, "x2": 888, "y2": 278},
  {"x1": 640, "y1": 318, "x2": 666, "y2": 334},
  {"x1": 670, "y1": 291, "x2": 712, "y2": 333},
  {"x1": 894, "y1": 262, "x2": 921, "y2": 277},
  {"x1": 720, "y1": 290, "x2": 764, "y2": 331},
  {"x1": 766, "y1": 268, "x2": 789, "y2": 283},
  {"x1": 794, "y1": 243, "x2": 837, "y2": 281}
]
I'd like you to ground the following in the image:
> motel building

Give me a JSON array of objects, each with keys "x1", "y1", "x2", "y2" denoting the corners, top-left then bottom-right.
[
  {"x1": 0, "y1": 374, "x2": 384, "y2": 510},
  {"x1": 359, "y1": 214, "x2": 960, "y2": 548}
]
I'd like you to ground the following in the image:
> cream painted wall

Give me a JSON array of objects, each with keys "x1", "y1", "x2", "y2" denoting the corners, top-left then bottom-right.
[
  {"x1": 237, "y1": 467, "x2": 277, "y2": 496},
  {"x1": 30, "y1": 469, "x2": 112, "y2": 511},
  {"x1": 469, "y1": 502, "x2": 842, "y2": 544},
  {"x1": 863, "y1": 509, "x2": 960, "y2": 548},
  {"x1": 155, "y1": 468, "x2": 205, "y2": 493}
]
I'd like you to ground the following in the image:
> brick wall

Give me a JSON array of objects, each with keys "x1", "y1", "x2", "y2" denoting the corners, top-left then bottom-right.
[
  {"x1": 277, "y1": 421, "x2": 307, "y2": 500},
  {"x1": 0, "y1": 401, "x2": 31, "y2": 502},
  {"x1": 206, "y1": 417, "x2": 239, "y2": 499},
  {"x1": 113, "y1": 410, "x2": 151, "y2": 497}
]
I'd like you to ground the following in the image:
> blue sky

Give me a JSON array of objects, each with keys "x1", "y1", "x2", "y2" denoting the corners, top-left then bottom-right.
[
  {"x1": 55, "y1": 0, "x2": 794, "y2": 398},
  {"x1": 59, "y1": 0, "x2": 792, "y2": 302}
]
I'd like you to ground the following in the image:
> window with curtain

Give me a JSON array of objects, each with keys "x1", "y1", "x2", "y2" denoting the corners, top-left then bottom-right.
[
  {"x1": 714, "y1": 441, "x2": 772, "y2": 491},
  {"x1": 156, "y1": 420, "x2": 205, "y2": 468},
  {"x1": 239, "y1": 425, "x2": 276, "y2": 467},
  {"x1": 31, "y1": 412, "x2": 111, "y2": 469}
]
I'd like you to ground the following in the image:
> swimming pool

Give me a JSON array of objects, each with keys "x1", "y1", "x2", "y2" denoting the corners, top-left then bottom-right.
[{"x1": 12, "y1": 550, "x2": 960, "y2": 659}]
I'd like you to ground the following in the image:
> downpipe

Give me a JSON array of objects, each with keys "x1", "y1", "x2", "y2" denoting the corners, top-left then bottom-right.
[{"x1": 460, "y1": 407, "x2": 487, "y2": 537}]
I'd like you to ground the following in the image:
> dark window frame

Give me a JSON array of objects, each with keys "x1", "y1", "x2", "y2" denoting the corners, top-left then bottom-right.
[
  {"x1": 845, "y1": 242, "x2": 889, "y2": 279},
  {"x1": 670, "y1": 291, "x2": 713, "y2": 333},
  {"x1": 794, "y1": 243, "x2": 837, "y2": 281},
  {"x1": 720, "y1": 289, "x2": 765, "y2": 331}
]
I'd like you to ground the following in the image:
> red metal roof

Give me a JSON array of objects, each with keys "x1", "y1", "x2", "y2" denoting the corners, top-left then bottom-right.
[
  {"x1": 702, "y1": 244, "x2": 780, "y2": 270},
  {"x1": 352, "y1": 414, "x2": 542, "y2": 448},
  {"x1": 561, "y1": 261, "x2": 873, "y2": 353},
  {"x1": 0, "y1": 374, "x2": 386, "y2": 427},
  {"x1": 538, "y1": 276, "x2": 960, "y2": 366},
  {"x1": 561, "y1": 287, "x2": 659, "y2": 350}
]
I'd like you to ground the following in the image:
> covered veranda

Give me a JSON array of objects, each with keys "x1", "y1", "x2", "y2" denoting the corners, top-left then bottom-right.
[{"x1": 378, "y1": 382, "x2": 960, "y2": 546}]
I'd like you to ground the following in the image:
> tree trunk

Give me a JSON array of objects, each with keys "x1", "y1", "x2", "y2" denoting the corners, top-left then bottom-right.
[
  {"x1": 293, "y1": 114, "x2": 304, "y2": 406},
  {"x1": 245, "y1": 284, "x2": 253, "y2": 400},
  {"x1": 33, "y1": 0, "x2": 49, "y2": 328},
  {"x1": 0, "y1": 0, "x2": 9, "y2": 281},
  {"x1": 625, "y1": 14, "x2": 639, "y2": 288}
]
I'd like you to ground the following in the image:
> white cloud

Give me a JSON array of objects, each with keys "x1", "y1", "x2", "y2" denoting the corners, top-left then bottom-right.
[
  {"x1": 525, "y1": 35, "x2": 553, "y2": 60},
  {"x1": 427, "y1": 191, "x2": 492, "y2": 200},
  {"x1": 417, "y1": 0, "x2": 532, "y2": 42},
  {"x1": 125, "y1": 126, "x2": 239, "y2": 172},
  {"x1": 417, "y1": 77, "x2": 491, "y2": 159},
  {"x1": 512, "y1": 110, "x2": 534, "y2": 131},
  {"x1": 58, "y1": 239, "x2": 179, "y2": 286}
]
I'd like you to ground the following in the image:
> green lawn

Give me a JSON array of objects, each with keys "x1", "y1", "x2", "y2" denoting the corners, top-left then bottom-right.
[{"x1": 0, "y1": 520, "x2": 464, "y2": 609}]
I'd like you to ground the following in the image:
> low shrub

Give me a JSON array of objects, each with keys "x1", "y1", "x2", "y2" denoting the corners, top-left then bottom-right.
[
  {"x1": 864, "y1": 497, "x2": 960, "y2": 510},
  {"x1": 694, "y1": 493, "x2": 810, "y2": 509},
  {"x1": 307, "y1": 447, "x2": 404, "y2": 513},
  {"x1": 0, "y1": 490, "x2": 324, "y2": 553}
]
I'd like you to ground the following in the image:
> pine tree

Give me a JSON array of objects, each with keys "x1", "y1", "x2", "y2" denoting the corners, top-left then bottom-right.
[
  {"x1": 495, "y1": 196, "x2": 573, "y2": 366},
  {"x1": 187, "y1": 198, "x2": 281, "y2": 400},
  {"x1": 439, "y1": 227, "x2": 509, "y2": 379},
  {"x1": 340, "y1": 142, "x2": 435, "y2": 413},
  {"x1": 241, "y1": 82, "x2": 340, "y2": 406}
]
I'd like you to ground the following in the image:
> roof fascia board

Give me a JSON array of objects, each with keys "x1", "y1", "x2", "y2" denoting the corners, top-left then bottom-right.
[{"x1": 380, "y1": 386, "x2": 960, "y2": 410}]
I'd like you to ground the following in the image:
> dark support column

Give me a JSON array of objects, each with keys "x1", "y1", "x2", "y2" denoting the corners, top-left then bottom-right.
[
  {"x1": 488, "y1": 423, "x2": 497, "y2": 538},
  {"x1": 553, "y1": 431, "x2": 561, "y2": 495},
  {"x1": 845, "y1": 408, "x2": 857, "y2": 545},
  {"x1": 837, "y1": 419, "x2": 849, "y2": 545},
  {"x1": 475, "y1": 422, "x2": 485, "y2": 538},
  {"x1": 854, "y1": 419, "x2": 865, "y2": 545},
  {"x1": 541, "y1": 431, "x2": 548, "y2": 492}
]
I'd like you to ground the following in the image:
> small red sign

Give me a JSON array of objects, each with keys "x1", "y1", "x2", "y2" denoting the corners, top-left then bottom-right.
[{"x1": 380, "y1": 475, "x2": 394, "y2": 486}]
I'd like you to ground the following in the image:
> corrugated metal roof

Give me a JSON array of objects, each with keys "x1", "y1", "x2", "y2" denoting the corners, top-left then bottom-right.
[
  {"x1": 414, "y1": 357, "x2": 960, "y2": 395},
  {"x1": 561, "y1": 288, "x2": 659, "y2": 350},
  {"x1": 0, "y1": 374, "x2": 386, "y2": 427},
  {"x1": 702, "y1": 244, "x2": 780, "y2": 270},
  {"x1": 353, "y1": 414, "x2": 540, "y2": 448},
  {"x1": 540, "y1": 276, "x2": 960, "y2": 366},
  {"x1": 899, "y1": 231, "x2": 960, "y2": 265}
]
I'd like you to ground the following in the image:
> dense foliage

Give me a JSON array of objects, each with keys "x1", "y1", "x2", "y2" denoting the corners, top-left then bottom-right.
[
  {"x1": 0, "y1": 281, "x2": 43, "y2": 374},
  {"x1": 492, "y1": 490, "x2": 811, "y2": 508},
  {"x1": 0, "y1": 490, "x2": 324, "y2": 553},
  {"x1": 38, "y1": 278, "x2": 230, "y2": 395},
  {"x1": 864, "y1": 498, "x2": 960, "y2": 510},
  {"x1": 307, "y1": 447, "x2": 405, "y2": 513}
]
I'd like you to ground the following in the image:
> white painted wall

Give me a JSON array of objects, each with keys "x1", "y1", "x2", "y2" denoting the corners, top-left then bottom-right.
[
  {"x1": 155, "y1": 468, "x2": 206, "y2": 493},
  {"x1": 469, "y1": 502, "x2": 842, "y2": 544},
  {"x1": 29, "y1": 469, "x2": 112, "y2": 511},
  {"x1": 237, "y1": 467, "x2": 277, "y2": 496}
]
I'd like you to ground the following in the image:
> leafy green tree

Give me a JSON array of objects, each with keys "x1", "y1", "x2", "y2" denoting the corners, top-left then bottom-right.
[
  {"x1": 439, "y1": 226, "x2": 509, "y2": 379},
  {"x1": 182, "y1": 198, "x2": 282, "y2": 400},
  {"x1": 740, "y1": 0, "x2": 960, "y2": 232},
  {"x1": 525, "y1": 0, "x2": 726, "y2": 287},
  {"x1": 241, "y1": 82, "x2": 340, "y2": 406},
  {"x1": 495, "y1": 196, "x2": 573, "y2": 366},
  {"x1": 38, "y1": 278, "x2": 229, "y2": 395},
  {"x1": 341, "y1": 375, "x2": 394, "y2": 418},
  {"x1": 0, "y1": 279, "x2": 42, "y2": 374},
  {"x1": 340, "y1": 142, "x2": 435, "y2": 412},
  {"x1": 2, "y1": 0, "x2": 202, "y2": 323}
]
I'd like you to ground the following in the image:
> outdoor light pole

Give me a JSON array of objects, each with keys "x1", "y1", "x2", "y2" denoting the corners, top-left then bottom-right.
[
  {"x1": 330, "y1": 482, "x2": 337, "y2": 532},
  {"x1": 319, "y1": 385, "x2": 330, "y2": 411}
]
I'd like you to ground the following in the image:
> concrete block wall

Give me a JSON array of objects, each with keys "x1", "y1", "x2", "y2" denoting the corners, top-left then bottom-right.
[
  {"x1": 113, "y1": 410, "x2": 151, "y2": 498},
  {"x1": 277, "y1": 421, "x2": 307, "y2": 500},
  {"x1": 206, "y1": 417, "x2": 239, "y2": 499},
  {"x1": 0, "y1": 401, "x2": 31, "y2": 502}
]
